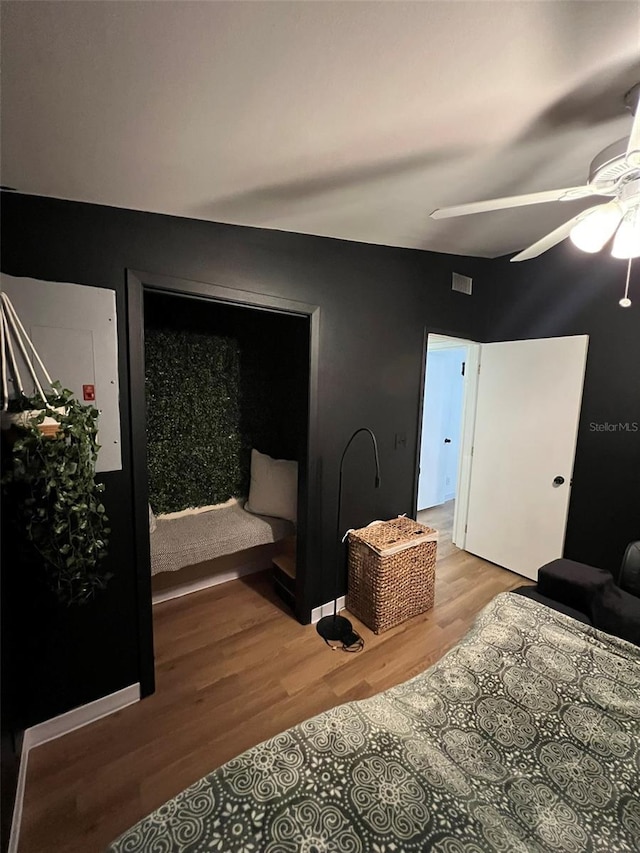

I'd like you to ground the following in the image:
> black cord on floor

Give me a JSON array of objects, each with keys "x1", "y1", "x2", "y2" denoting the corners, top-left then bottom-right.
[{"x1": 322, "y1": 631, "x2": 365, "y2": 652}]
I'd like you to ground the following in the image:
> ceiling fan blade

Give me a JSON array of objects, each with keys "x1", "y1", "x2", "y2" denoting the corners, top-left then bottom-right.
[
  {"x1": 430, "y1": 186, "x2": 598, "y2": 219},
  {"x1": 626, "y1": 87, "x2": 640, "y2": 161},
  {"x1": 509, "y1": 204, "x2": 610, "y2": 262}
]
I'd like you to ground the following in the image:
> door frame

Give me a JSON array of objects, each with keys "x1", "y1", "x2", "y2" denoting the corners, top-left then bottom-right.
[
  {"x1": 126, "y1": 269, "x2": 320, "y2": 698},
  {"x1": 452, "y1": 340, "x2": 480, "y2": 548},
  {"x1": 413, "y1": 329, "x2": 480, "y2": 547}
]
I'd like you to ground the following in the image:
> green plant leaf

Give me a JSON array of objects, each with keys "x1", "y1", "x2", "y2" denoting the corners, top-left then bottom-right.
[{"x1": 1, "y1": 381, "x2": 112, "y2": 606}]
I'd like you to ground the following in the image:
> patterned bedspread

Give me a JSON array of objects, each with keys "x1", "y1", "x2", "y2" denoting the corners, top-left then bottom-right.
[{"x1": 107, "y1": 593, "x2": 640, "y2": 852}]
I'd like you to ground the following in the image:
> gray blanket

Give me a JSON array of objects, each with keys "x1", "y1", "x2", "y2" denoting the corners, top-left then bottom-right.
[
  {"x1": 107, "y1": 593, "x2": 640, "y2": 851},
  {"x1": 151, "y1": 502, "x2": 294, "y2": 575}
]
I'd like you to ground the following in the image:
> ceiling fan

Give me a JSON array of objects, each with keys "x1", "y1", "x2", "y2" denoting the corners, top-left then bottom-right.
[{"x1": 431, "y1": 84, "x2": 640, "y2": 262}]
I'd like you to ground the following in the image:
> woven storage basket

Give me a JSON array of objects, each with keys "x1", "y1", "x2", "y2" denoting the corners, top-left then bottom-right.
[{"x1": 347, "y1": 517, "x2": 437, "y2": 634}]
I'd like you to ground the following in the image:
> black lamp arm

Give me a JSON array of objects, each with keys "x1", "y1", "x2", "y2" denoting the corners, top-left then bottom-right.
[
  {"x1": 333, "y1": 427, "x2": 381, "y2": 620},
  {"x1": 338, "y1": 427, "x2": 381, "y2": 491}
]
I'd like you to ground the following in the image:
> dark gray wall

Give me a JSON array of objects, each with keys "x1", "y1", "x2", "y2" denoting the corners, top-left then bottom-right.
[
  {"x1": 1, "y1": 191, "x2": 489, "y2": 731},
  {"x1": 479, "y1": 245, "x2": 640, "y2": 574}
]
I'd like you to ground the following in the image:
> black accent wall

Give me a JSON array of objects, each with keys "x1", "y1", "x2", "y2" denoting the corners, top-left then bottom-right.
[{"x1": 0, "y1": 191, "x2": 489, "y2": 734}]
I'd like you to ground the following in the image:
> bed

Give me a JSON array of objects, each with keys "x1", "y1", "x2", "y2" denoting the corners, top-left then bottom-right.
[{"x1": 107, "y1": 592, "x2": 640, "y2": 852}]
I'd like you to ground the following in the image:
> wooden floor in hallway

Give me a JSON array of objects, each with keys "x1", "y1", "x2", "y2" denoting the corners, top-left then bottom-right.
[
  {"x1": 18, "y1": 516, "x2": 531, "y2": 853},
  {"x1": 418, "y1": 498, "x2": 457, "y2": 559}
]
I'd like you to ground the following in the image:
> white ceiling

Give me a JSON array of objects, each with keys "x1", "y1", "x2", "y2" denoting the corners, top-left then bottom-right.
[{"x1": 2, "y1": 1, "x2": 639, "y2": 258}]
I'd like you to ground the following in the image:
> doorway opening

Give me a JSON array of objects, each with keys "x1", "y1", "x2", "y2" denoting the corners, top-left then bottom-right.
[
  {"x1": 416, "y1": 334, "x2": 479, "y2": 556},
  {"x1": 143, "y1": 291, "x2": 308, "y2": 604},
  {"x1": 416, "y1": 331, "x2": 588, "y2": 581},
  {"x1": 127, "y1": 270, "x2": 320, "y2": 698}
]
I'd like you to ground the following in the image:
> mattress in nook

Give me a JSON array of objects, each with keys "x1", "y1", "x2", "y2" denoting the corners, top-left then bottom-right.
[{"x1": 151, "y1": 500, "x2": 294, "y2": 575}]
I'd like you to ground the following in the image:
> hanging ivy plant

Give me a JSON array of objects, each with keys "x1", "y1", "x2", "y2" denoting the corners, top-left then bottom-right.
[{"x1": 1, "y1": 382, "x2": 112, "y2": 605}]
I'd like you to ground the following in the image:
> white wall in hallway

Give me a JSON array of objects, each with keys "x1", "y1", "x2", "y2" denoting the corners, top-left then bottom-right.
[{"x1": 418, "y1": 345, "x2": 466, "y2": 510}]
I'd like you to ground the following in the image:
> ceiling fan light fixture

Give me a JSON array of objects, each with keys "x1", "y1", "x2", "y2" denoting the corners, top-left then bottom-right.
[
  {"x1": 569, "y1": 202, "x2": 623, "y2": 254},
  {"x1": 611, "y1": 207, "x2": 640, "y2": 259}
]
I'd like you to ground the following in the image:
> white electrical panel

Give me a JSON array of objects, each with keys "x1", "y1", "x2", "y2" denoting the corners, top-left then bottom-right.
[{"x1": 1, "y1": 273, "x2": 122, "y2": 472}]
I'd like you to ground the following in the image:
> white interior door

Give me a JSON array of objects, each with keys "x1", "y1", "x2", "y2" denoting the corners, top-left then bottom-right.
[{"x1": 463, "y1": 335, "x2": 588, "y2": 580}]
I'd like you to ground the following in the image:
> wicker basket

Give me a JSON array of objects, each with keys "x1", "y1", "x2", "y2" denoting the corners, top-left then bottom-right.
[{"x1": 347, "y1": 517, "x2": 438, "y2": 634}]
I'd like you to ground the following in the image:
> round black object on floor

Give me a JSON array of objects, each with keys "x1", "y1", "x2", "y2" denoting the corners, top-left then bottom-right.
[{"x1": 316, "y1": 614, "x2": 353, "y2": 642}]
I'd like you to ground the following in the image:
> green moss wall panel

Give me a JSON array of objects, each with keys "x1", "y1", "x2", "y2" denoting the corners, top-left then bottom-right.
[
  {"x1": 144, "y1": 294, "x2": 309, "y2": 515},
  {"x1": 145, "y1": 329, "x2": 245, "y2": 512}
]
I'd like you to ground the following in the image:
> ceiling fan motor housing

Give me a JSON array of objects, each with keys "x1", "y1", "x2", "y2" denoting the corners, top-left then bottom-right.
[{"x1": 588, "y1": 138, "x2": 639, "y2": 188}]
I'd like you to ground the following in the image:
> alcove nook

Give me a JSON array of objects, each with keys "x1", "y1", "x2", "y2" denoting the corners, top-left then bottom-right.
[{"x1": 143, "y1": 290, "x2": 310, "y2": 613}]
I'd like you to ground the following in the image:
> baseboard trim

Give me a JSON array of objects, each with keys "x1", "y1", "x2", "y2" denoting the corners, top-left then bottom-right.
[
  {"x1": 26, "y1": 683, "x2": 141, "y2": 750},
  {"x1": 310, "y1": 595, "x2": 347, "y2": 624},
  {"x1": 152, "y1": 562, "x2": 267, "y2": 605},
  {"x1": 8, "y1": 683, "x2": 140, "y2": 853}
]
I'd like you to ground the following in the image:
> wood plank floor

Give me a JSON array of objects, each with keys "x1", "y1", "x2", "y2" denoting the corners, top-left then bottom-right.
[{"x1": 19, "y1": 506, "x2": 530, "y2": 853}]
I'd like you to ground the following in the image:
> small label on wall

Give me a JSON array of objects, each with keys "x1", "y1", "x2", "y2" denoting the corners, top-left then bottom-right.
[{"x1": 83, "y1": 384, "x2": 96, "y2": 401}]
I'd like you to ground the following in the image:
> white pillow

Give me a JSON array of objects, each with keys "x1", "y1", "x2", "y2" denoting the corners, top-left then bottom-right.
[
  {"x1": 245, "y1": 449, "x2": 298, "y2": 523},
  {"x1": 149, "y1": 504, "x2": 157, "y2": 534}
]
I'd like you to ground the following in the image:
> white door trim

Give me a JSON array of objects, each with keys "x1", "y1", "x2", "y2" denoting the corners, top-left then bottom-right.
[{"x1": 452, "y1": 342, "x2": 481, "y2": 548}]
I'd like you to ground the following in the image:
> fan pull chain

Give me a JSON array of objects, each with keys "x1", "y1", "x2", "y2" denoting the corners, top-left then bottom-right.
[{"x1": 619, "y1": 258, "x2": 633, "y2": 308}]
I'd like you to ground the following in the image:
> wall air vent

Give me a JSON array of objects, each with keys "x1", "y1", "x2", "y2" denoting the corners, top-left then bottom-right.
[{"x1": 452, "y1": 272, "x2": 473, "y2": 295}]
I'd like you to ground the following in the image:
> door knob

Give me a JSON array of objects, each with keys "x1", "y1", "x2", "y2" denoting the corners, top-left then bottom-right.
[
  {"x1": 553, "y1": 476, "x2": 565, "y2": 487},
  {"x1": 444, "y1": 438, "x2": 452, "y2": 444}
]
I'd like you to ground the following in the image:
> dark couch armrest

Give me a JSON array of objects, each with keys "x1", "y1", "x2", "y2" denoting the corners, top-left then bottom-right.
[
  {"x1": 538, "y1": 558, "x2": 640, "y2": 646},
  {"x1": 537, "y1": 558, "x2": 614, "y2": 615}
]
